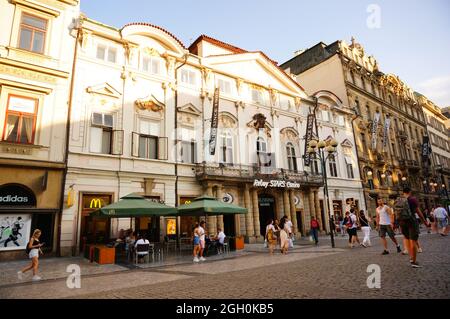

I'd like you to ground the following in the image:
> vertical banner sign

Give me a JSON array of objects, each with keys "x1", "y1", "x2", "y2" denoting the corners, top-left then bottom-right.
[
  {"x1": 421, "y1": 135, "x2": 432, "y2": 164},
  {"x1": 371, "y1": 111, "x2": 380, "y2": 150},
  {"x1": 209, "y1": 87, "x2": 220, "y2": 155},
  {"x1": 382, "y1": 116, "x2": 391, "y2": 149},
  {"x1": 303, "y1": 113, "x2": 315, "y2": 166}
]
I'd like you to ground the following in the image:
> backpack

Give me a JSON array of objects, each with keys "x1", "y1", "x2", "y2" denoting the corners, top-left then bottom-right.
[
  {"x1": 394, "y1": 197, "x2": 414, "y2": 222},
  {"x1": 267, "y1": 228, "x2": 275, "y2": 241}
]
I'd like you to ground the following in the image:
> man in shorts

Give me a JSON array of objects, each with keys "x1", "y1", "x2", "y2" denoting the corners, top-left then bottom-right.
[
  {"x1": 401, "y1": 187, "x2": 429, "y2": 268},
  {"x1": 376, "y1": 198, "x2": 401, "y2": 255}
]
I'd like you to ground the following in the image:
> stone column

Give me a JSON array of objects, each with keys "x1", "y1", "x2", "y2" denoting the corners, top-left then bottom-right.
[
  {"x1": 252, "y1": 188, "x2": 261, "y2": 240},
  {"x1": 301, "y1": 192, "x2": 307, "y2": 235},
  {"x1": 289, "y1": 190, "x2": 299, "y2": 235},
  {"x1": 205, "y1": 184, "x2": 217, "y2": 235},
  {"x1": 308, "y1": 190, "x2": 315, "y2": 232},
  {"x1": 216, "y1": 185, "x2": 224, "y2": 232},
  {"x1": 283, "y1": 189, "x2": 291, "y2": 220},
  {"x1": 244, "y1": 184, "x2": 254, "y2": 241},
  {"x1": 314, "y1": 189, "x2": 322, "y2": 232}
]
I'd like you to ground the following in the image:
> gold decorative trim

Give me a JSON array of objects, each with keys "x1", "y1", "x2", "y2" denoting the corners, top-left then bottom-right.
[
  {"x1": 135, "y1": 95, "x2": 165, "y2": 112},
  {"x1": 0, "y1": 78, "x2": 52, "y2": 94},
  {"x1": 11, "y1": 0, "x2": 60, "y2": 17},
  {"x1": 58, "y1": 0, "x2": 79, "y2": 6},
  {"x1": 0, "y1": 57, "x2": 69, "y2": 79}
]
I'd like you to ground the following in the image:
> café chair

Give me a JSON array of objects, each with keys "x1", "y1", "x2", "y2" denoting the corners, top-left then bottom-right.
[
  {"x1": 223, "y1": 237, "x2": 230, "y2": 254},
  {"x1": 135, "y1": 243, "x2": 154, "y2": 264}
]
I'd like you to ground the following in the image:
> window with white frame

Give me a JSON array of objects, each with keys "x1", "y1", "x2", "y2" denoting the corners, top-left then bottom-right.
[
  {"x1": 279, "y1": 94, "x2": 292, "y2": 109},
  {"x1": 96, "y1": 44, "x2": 117, "y2": 63},
  {"x1": 286, "y1": 142, "x2": 297, "y2": 171},
  {"x1": 3, "y1": 95, "x2": 38, "y2": 144},
  {"x1": 344, "y1": 156, "x2": 354, "y2": 179},
  {"x1": 179, "y1": 127, "x2": 197, "y2": 164},
  {"x1": 180, "y1": 69, "x2": 197, "y2": 86},
  {"x1": 220, "y1": 131, "x2": 233, "y2": 164},
  {"x1": 217, "y1": 78, "x2": 233, "y2": 95},
  {"x1": 251, "y1": 89, "x2": 264, "y2": 105},
  {"x1": 321, "y1": 110, "x2": 330, "y2": 122},
  {"x1": 135, "y1": 119, "x2": 160, "y2": 159},
  {"x1": 89, "y1": 112, "x2": 123, "y2": 155},
  {"x1": 336, "y1": 114, "x2": 345, "y2": 126},
  {"x1": 256, "y1": 136, "x2": 269, "y2": 166},
  {"x1": 311, "y1": 154, "x2": 320, "y2": 175},
  {"x1": 142, "y1": 56, "x2": 161, "y2": 74},
  {"x1": 328, "y1": 154, "x2": 338, "y2": 177}
]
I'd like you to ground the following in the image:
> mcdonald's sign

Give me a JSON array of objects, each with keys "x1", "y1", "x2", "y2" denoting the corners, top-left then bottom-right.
[{"x1": 89, "y1": 198, "x2": 103, "y2": 209}]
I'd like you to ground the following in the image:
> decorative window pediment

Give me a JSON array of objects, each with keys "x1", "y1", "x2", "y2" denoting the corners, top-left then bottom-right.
[
  {"x1": 86, "y1": 83, "x2": 122, "y2": 99},
  {"x1": 135, "y1": 95, "x2": 165, "y2": 112},
  {"x1": 341, "y1": 139, "x2": 354, "y2": 148},
  {"x1": 177, "y1": 103, "x2": 201, "y2": 116}
]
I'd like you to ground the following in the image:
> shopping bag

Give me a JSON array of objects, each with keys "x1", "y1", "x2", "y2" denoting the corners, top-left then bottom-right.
[
  {"x1": 309, "y1": 235, "x2": 314, "y2": 242},
  {"x1": 263, "y1": 239, "x2": 268, "y2": 248}
]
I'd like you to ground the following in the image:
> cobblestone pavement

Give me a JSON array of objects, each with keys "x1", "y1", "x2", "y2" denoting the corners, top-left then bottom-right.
[{"x1": 1, "y1": 230, "x2": 449, "y2": 299}]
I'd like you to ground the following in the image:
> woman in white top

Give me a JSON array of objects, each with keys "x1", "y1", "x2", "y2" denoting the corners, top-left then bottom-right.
[
  {"x1": 18, "y1": 229, "x2": 43, "y2": 281},
  {"x1": 265, "y1": 219, "x2": 277, "y2": 255},
  {"x1": 279, "y1": 218, "x2": 289, "y2": 255}
]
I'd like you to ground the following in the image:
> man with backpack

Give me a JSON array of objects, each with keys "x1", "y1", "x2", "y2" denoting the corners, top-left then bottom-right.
[{"x1": 395, "y1": 187, "x2": 430, "y2": 268}]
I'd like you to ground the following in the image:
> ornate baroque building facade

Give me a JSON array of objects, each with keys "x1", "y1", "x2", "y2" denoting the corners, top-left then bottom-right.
[
  {"x1": 282, "y1": 38, "x2": 433, "y2": 216},
  {"x1": 59, "y1": 17, "x2": 364, "y2": 255}
]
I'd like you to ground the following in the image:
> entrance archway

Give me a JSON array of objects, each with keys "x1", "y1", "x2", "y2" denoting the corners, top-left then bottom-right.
[{"x1": 258, "y1": 194, "x2": 276, "y2": 236}]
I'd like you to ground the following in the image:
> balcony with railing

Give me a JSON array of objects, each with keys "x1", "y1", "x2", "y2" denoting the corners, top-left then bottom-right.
[
  {"x1": 406, "y1": 159, "x2": 421, "y2": 171},
  {"x1": 195, "y1": 163, "x2": 324, "y2": 188}
]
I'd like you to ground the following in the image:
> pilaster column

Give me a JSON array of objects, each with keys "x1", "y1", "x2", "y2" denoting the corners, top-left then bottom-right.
[
  {"x1": 283, "y1": 189, "x2": 291, "y2": 220},
  {"x1": 244, "y1": 184, "x2": 254, "y2": 238},
  {"x1": 301, "y1": 192, "x2": 307, "y2": 235},
  {"x1": 308, "y1": 190, "x2": 315, "y2": 232},
  {"x1": 252, "y1": 188, "x2": 261, "y2": 238},
  {"x1": 289, "y1": 190, "x2": 299, "y2": 235},
  {"x1": 216, "y1": 185, "x2": 224, "y2": 232},
  {"x1": 314, "y1": 189, "x2": 322, "y2": 231},
  {"x1": 205, "y1": 184, "x2": 217, "y2": 235}
]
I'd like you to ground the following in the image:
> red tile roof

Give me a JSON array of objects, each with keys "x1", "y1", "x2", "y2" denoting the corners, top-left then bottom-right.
[{"x1": 121, "y1": 22, "x2": 186, "y2": 49}]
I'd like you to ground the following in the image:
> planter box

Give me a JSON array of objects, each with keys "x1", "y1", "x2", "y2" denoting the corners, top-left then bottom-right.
[{"x1": 93, "y1": 246, "x2": 115, "y2": 265}]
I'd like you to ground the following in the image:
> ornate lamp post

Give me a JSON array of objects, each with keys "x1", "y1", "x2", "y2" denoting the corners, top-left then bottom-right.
[{"x1": 307, "y1": 138, "x2": 338, "y2": 248}]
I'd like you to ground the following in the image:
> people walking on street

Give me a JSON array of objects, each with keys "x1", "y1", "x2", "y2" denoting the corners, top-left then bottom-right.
[
  {"x1": 395, "y1": 187, "x2": 430, "y2": 268},
  {"x1": 310, "y1": 217, "x2": 320, "y2": 245},
  {"x1": 198, "y1": 221, "x2": 207, "y2": 262},
  {"x1": 376, "y1": 197, "x2": 401, "y2": 255},
  {"x1": 17, "y1": 229, "x2": 43, "y2": 281},
  {"x1": 348, "y1": 209, "x2": 361, "y2": 248},
  {"x1": 265, "y1": 219, "x2": 277, "y2": 255},
  {"x1": 338, "y1": 215, "x2": 345, "y2": 236},
  {"x1": 273, "y1": 219, "x2": 281, "y2": 249},
  {"x1": 359, "y1": 210, "x2": 371, "y2": 247},
  {"x1": 192, "y1": 222, "x2": 200, "y2": 262},
  {"x1": 343, "y1": 211, "x2": 352, "y2": 245},
  {"x1": 279, "y1": 218, "x2": 289, "y2": 254},
  {"x1": 433, "y1": 203, "x2": 449, "y2": 236}
]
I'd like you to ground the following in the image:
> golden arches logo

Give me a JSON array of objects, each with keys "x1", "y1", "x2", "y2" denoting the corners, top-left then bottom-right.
[{"x1": 90, "y1": 198, "x2": 103, "y2": 208}]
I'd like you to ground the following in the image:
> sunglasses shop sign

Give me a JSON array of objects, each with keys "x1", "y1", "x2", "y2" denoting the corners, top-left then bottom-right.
[{"x1": 253, "y1": 179, "x2": 301, "y2": 189}]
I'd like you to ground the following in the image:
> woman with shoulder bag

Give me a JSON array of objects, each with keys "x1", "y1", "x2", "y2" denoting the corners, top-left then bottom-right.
[
  {"x1": 359, "y1": 210, "x2": 371, "y2": 247},
  {"x1": 17, "y1": 229, "x2": 44, "y2": 281}
]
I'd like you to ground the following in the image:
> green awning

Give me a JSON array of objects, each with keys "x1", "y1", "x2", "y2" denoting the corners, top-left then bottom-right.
[
  {"x1": 176, "y1": 195, "x2": 248, "y2": 216},
  {"x1": 90, "y1": 193, "x2": 177, "y2": 218}
]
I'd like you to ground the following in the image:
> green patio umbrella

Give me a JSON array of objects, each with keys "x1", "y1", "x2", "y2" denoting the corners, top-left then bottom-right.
[
  {"x1": 90, "y1": 193, "x2": 177, "y2": 218},
  {"x1": 176, "y1": 195, "x2": 248, "y2": 216}
]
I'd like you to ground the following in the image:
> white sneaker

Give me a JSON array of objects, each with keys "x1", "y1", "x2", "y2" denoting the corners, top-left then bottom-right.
[
  {"x1": 199, "y1": 257, "x2": 206, "y2": 261},
  {"x1": 32, "y1": 275, "x2": 42, "y2": 281},
  {"x1": 17, "y1": 271, "x2": 23, "y2": 280},
  {"x1": 193, "y1": 257, "x2": 199, "y2": 262},
  {"x1": 402, "y1": 250, "x2": 408, "y2": 255},
  {"x1": 418, "y1": 248, "x2": 423, "y2": 253}
]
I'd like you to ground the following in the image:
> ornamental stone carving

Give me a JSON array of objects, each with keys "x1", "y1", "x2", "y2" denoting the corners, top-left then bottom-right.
[{"x1": 135, "y1": 95, "x2": 165, "y2": 112}]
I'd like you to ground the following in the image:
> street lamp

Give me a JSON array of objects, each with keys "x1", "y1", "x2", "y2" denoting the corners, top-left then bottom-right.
[{"x1": 308, "y1": 138, "x2": 338, "y2": 248}]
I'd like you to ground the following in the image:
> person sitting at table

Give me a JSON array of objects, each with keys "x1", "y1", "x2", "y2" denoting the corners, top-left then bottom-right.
[
  {"x1": 134, "y1": 233, "x2": 150, "y2": 263},
  {"x1": 216, "y1": 228, "x2": 226, "y2": 254},
  {"x1": 125, "y1": 230, "x2": 136, "y2": 260}
]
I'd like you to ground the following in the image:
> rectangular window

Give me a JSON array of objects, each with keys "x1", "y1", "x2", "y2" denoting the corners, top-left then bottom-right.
[
  {"x1": 89, "y1": 113, "x2": 122, "y2": 155},
  {"x1": 336, "y1": 115, "x2": 345, "y2": 126},
  {"x1": 3, "y1": 95, "x2": 38, "y2": 144},
  {"x1": 19, "y1": 13, "x2": 47, "y2": 54},
  {"x1": 131, "y1": 119, "x2": 167, "y2": 160},
  {"x1": 181, "y1": 69, "x2": 197, "y2": 86},
  {"x1": 360, "y1": 133, "x2": 368, "y2": 154},
  {"x1": 345, "y1": 157, "x2": 354, "y2": 179},
  {"x1": 251, "y1": 89, "x2": 264, "y2": 104},
  {"x1": 142, "y1": 57, "x2": 160, "y2": 74},
  {"x1": 218, "y1": 79, "x2": 232, "y2": 95},
  {"x1": 321, "y1": 110, "x2": 329, "y2": 122},
  {"x1": 181, "y1": 141, "x2": 197, "y2": 164},
  {"x1": 96, "y1": 45, "x2": 117, "y2": 63},
  {"x1": 329, "y1": 156, "x2": 338, "y2": 177},
  {"x1": 220, "y1": 133, "x2": 233, "y2": 164}
]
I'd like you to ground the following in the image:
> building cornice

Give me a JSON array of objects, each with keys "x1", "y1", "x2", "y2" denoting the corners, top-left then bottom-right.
[
  {"x1": 10, "y1": 0, "x2": 60, "y2": 17},
  {"x1": 0, "y1": 57, "x2": 70, "y2": 79}
]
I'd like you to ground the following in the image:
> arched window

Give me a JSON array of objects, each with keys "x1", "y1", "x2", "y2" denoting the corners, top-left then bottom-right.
[
  {"x1": 220, "y1": 131, "x2": 233, "y2": 164},
  {"x1": 286, "y1": 142, "x2": 297, "y2": 171}
]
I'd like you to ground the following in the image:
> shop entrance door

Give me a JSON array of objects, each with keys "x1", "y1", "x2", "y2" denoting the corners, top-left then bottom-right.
[
  {"x1": 296, "y1": 210, "x2": 303, "y2": 235},
  {"x1": 223, "y1": 214, "x2": 235, "y2": 237},
  {"x1": 258, "y1": 195, "x2": 275, "y2": 237}
]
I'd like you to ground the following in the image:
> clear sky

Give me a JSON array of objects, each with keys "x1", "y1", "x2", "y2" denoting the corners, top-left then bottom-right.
[{"x1": 81, "y1": 0, "x2": 450, "y2": 107}]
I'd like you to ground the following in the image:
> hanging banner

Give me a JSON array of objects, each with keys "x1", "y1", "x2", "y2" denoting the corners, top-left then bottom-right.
[
  {"x1": 371, "y1": 111, "x2": 381, "y2": 150},
  {"x1": 303, "y1": 113, "x2": 315, "y2": 166},
  {"x1": 0, "y1": 214, "x2": 32, "y2": 251},
  {"x1": 382, "y1": 116, "x2": 391, "y2": 149},
  {"x1": 209, "y1": 87, "x2": 220, "y2": 155},
  {"x1": 421, "y1": 135, "x2": 432, "y2": 163}
]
